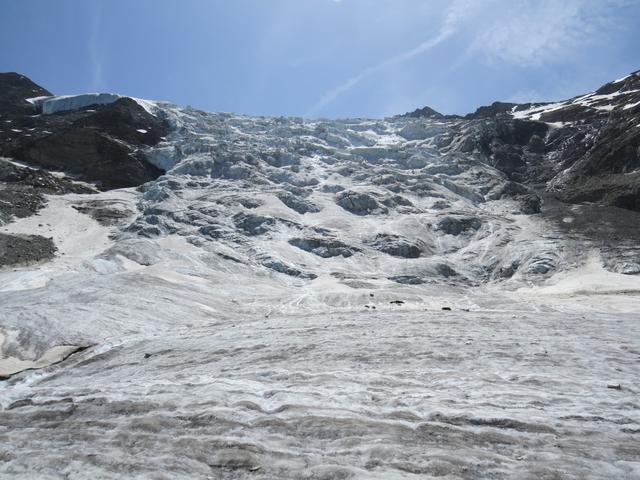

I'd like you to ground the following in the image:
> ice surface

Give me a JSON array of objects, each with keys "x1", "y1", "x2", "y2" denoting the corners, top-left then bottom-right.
[
  {"x1": 24, "y1": 95, "x2": 51, "y2": 106},
  {"x1": 25, "y1": 93, "x2": 160, "y2": 116},
  {"x1": 39, "y1": 93, "x2": 122, "y2": 114}
]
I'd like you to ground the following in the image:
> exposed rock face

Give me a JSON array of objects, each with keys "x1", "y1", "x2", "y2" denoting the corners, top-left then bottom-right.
[
  {"x1": 404, "y1": 105, "x2": 444, "y2": 119},
  {"x1": 465, "y1": 101, "x2": 522, "y2": 119},
  {"x1": 435, "y1": 216, "x2": 482, "y2": 236},
  {"x1": 0, "y1": 72, "x2": 51, "y2": 116},
  {"x1": 0, "y1": 187, "x2": 45, "y2": 225},
  {"x1": 389, "y1": 275, "x2": 426, "y2": 284},
  {"x1": 550, "y1": 106, "x2": 640, "y2": 209},
  {"x1": 0, "y1": 232, "x2": 56, "y2": 267},
  {"x1": 16, "y1": 128, "x2": 162, "y2": 190},
  {"x1": 233, "y1": 213, "x2": 276, "y2": 236},
  {"x1": 0, "y1": 158, "x2": 95, "y2": 225},
  {"x1": 71, "y1": 199, "x2": 135, "y2": 227},
  {"x1": 518, "y1": 194, "x2": 542, "y2": 215},
  {"x1": 277, "y1": 192, "x2": 322, "y2": 214},
  {"x1": 289, "y1": 237, "x2": 357, "y2": 258},
  {"x1": 367, "y1": 234, "x2": 425, "y2": 258},
  {"x1": 0, "y1": 73, "x2": 168, "y2": 190},
  {"x1": 335, "y1": 190, "x2": 388, "y2": 215},
  {"x1": 261, "y1": 257, "x2": 317, "y2": 279},
  {"x1": 0, "y1": 159, "x2": 94, "y2": 194},
  {"x1": 419, "y1": 71, "x2": 640, "y2": 212}
]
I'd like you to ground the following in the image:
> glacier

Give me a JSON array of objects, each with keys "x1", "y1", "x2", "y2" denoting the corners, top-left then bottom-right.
[{"x1": 1, "y1": 81, "x2": 640, "y2": 479}]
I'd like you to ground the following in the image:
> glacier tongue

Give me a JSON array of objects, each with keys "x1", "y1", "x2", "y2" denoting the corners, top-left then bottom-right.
[{"x1": 0, "y1": 98, "x2": 639, "y2": 479}]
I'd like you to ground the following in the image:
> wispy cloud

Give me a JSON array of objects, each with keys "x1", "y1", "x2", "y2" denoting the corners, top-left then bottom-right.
[
  {"x1": 306, "y1": 0, "x2": 474, "y2": 116},
  {"x1": 307, "y1": 0, "x2": 630, "y2": 117}
]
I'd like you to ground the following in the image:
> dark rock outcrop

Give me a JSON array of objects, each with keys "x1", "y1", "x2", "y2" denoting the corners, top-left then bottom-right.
[
  {"x1": 233, "y1": 213, "x2": 276, "y2": 236},
  {"x1": 277, "y1": 192, "x2": 321, "y2": 214},
  {"x1": 0, "y1": 158, "x2": 96, "y2": 224},
  {"x1": 454, "y1": 71, "x2": 640, "y2": 212},
  {"x1": 550, "y1": 102, "x2": 640, "y2": 211},
  {"x1": 335, "y1": 190, "x2": 388, "y2": 216},
  {"x1": 0, "y1": 233, "x2": 56, "y2": 267},
  {"x1": 0, "y1": 72, "x2": 51, "y2": 116},
  {"x1": 0, "y1": 187, "x2": 46, "y2": 224},
  {"x1": 435, "y1": 216, "x2": 482, "y2": 236},
  {"x1": 71, "y1": 200, "x2": 135, "y2": 226},
  {"x1": 367, "y1": 233, "x2": 426, "y2": 258},
  {"x1": 261, "y1": 257, "x2": 317, "y2": 279},
  {"x1": 404, "y1": 105, "x2": 444, "y2": 119},
  {"x1": 288, "y1": 237, "x2": 357, "y2": 258},
  {"x1": 466, "y1": 102, "x2": 521, "y2": 119},
  {"x1": 407, "y1": 70, "x2": 640, "y2": 214},
  {"x1": 518, "y1": 194, "x2": 542, "y2": 214},
  {"x1": 0, "y1": 159, "x2": 95, "y2": 194},
  {"x1": 389, "y1": 275, "x2": 426, "y2": 285}
]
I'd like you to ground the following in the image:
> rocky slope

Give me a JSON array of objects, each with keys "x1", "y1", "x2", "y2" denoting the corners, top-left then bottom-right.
[
  {"x1": 0, "y1": 71, "x2": 639, "y2": 479},
  {"x1": 0, "y1": 73, "x2": 167, "y2": 191},
  {"x1": 410, "y1": 70, "x2": 640, "y2": 211}
]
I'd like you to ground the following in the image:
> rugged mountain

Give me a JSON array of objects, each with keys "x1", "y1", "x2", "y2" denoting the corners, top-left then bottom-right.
[
  {"x1": 0, "y1": 72, "x2": 639, "y2": 479},
  {"x1": 404, "y1": 104, "x2": 445, "y2": 119},
  {"x1": 0, "y1": 72, "x2": 52, "y2": 116},
  {"x1": 410, "y1": 70, "x2": 640, "y2": 211},
  {"x1": 0, "y1": 73, "x2": 167, "y2": 190}
]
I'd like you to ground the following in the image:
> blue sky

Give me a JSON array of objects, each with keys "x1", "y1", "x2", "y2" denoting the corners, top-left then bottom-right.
[{"x1": 1, "y1": 0, "x2": 639, "y2": 118}]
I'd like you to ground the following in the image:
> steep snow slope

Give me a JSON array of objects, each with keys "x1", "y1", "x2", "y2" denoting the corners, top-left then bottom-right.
[{"x1": 0, "y1": 73, "x2": 639, "y2": 479}]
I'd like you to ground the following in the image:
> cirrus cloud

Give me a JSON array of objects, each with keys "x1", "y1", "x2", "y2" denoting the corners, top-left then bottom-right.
[{"x1": 307, "y1": 0, "x2": 633, "y2": 116}]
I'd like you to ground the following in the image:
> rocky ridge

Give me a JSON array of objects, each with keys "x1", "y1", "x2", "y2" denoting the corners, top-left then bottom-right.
[{"x1": 409, "y1": 70, "x2": 640, "y2": 211}]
